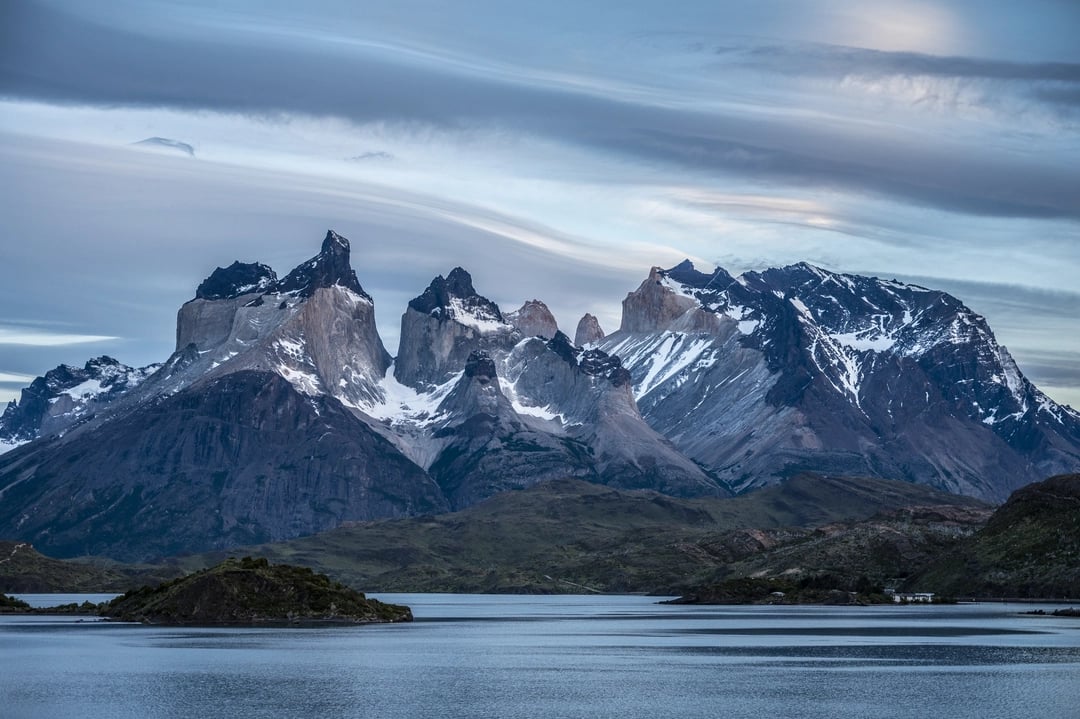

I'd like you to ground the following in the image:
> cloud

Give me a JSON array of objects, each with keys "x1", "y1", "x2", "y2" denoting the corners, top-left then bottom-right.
[
  {"x1": 1007, "y1": 350, "x2": 1080, "y2": 389},
  {"x1": 2, "y1": 1, "x2": 1077, "y2": 221},
  {"x1": 709, "y1": 42, "x2": 1080, "y2": 124},
  {"x1": 0, "y1": 133, "x2": 654, "y2": 362},
  {"x1": 345, "y1": 151, "x2": 393, "y2": 162},
  {"x1": 0, "y1": 326, "x2": 120, "y2": 346},
  {"x1": 132, "y1": 136, "x2": 195, "y2": 156},
  {"x1": 717, "y1": 43, "x2": 1080, "y2": 83},
  {"x1": 0, "y1": 371, "x2": 36, "y2": 383}
]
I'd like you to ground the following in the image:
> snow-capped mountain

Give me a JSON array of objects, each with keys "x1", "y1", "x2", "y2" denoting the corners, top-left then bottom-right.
[
  {"x1": 0, "y1": 356, "x2": 159, "y2": 451},
  {"x1": 373, "y1": 268, "x2": 728, "y2": 505},
  {"x1": 1, "y1": 230, "x2": 1078, "y2": 561},
  {"x1": 598, "y1": 260, "x2": 1080, "y2": 499},
  {"x1": 0, "y1": 232, "x2": 445, "y2": 560}
]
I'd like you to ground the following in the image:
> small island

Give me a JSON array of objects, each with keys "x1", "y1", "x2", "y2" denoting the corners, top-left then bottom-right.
[{"x1": 101, "y1": 557, "x2": 412, "y2": 625}]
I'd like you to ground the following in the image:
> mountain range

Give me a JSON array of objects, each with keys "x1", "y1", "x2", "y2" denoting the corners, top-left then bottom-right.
[{"x1": 1, "y1": 229, "x2": 1077, "y2": 561}]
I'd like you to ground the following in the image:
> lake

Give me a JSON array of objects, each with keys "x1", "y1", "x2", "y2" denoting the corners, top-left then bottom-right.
[{"x1": 2, "y1": 594, "x2": 1079, "y2": 718}]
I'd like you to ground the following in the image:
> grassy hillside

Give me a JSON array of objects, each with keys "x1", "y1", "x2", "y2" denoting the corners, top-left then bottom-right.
[
  {"x1": 912, "y1": 474, "x2": 1080, "y2": 598},
  {"x1": 2, "y1": 474, "x2": 993, "y2": 595},
  {"x1": 174, "y1": 475, "x2": 987, "y2": 594},
  {"x1": 0, "y1": 541, "x2": 178, "y2": 593}
]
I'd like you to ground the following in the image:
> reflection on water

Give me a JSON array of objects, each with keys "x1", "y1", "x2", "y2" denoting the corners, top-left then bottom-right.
[{"x1": 3, "y1": 595, "x2": 1079, "y2": 719}]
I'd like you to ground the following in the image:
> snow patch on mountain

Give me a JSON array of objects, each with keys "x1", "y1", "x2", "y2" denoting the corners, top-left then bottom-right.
[
  {"x1": 0, "y1": 438, "x2": 26, "y2": 456},
  {"x1": 790, "y1": 297, "x2": 866, "y2": 406},
  {"x1": 443, "y1": 296, "x2": 510, "y2": 334},
  {"x1": 57, "y1": 378, "x2": 108, "y2": 401},
  {"x1": 497, "y1": 377, "x2": 565, "y2": 423},
  {"x1": 636, "y1": 334, "x2": 715, "y2": 399},
  {"x1": 276, "y1": 365, "x2": 323, "y2": 396},
  {"x1": 604, "y1": 331, "x2": 719, "y2": 401},
  {"x1": 361, "y1": 365, "x2": 457, "y2": 427},
  {"x1": 829, "y1": 330, "x2": 897, "y2": 353}
]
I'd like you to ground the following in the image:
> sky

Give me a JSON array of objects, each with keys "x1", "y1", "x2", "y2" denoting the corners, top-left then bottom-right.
[{"x1": 1, "y1": 0, "x2": 1078, "y2": 408}]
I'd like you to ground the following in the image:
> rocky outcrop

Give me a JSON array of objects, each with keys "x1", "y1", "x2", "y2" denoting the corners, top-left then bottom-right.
[
  {"x1": 619, "y1": 266, "x2": 705, "y2": 333},
  {"x1": 170, "y1": 231, "x2": 391, "y2": 408},
  {"x1": 574, "y1": 313, "x2": 605, "y2": 346},
  {"x1": 506, "y1": 300, "x2": 559, "y2": 339},
  {"x1": 102, "y1": 557, "x2": 412, "y2": 624},
  {"x1": 195, "y1": 261, "x2": 277, "y2": 300},
  {"x1": 394, "y1": 268, "x2": 516, "y2": 390}
]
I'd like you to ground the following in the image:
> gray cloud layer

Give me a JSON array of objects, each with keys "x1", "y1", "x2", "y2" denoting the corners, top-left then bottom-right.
[{"x1": 3, "y1": 1, "x2": 1077, "y2": 221}]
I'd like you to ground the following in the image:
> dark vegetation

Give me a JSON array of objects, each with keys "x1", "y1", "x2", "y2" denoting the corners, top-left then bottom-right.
[
  {"x1": 0, "y1": 593, "x2": 31, "y2": 611},
  {"x1": 1025, "y1": 608, "x2": 1080, "y2": 617},
  {"x1": 101, "y1": 557, "x2": 412, "y2": 625},
  {"x1": 664, "y1": 575, "x2": 893, "y2": 605},
  {"x1": 912, "y1": 474, "x2": 1080, "y2": 598}
]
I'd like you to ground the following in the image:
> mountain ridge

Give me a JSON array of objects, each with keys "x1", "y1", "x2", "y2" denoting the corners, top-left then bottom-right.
[{"x1": 1, "y1": 229, "x2": 1077, "y2": 561}]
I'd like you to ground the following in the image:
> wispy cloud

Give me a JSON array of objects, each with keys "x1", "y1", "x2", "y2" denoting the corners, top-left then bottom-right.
[
  {"x1": 0, "y1": 371, "x2": 36, "y2": 383},
  {"x1": 132, "y1": 136, "x2": 195, "y2": 156},
  {"x1": 0, "y1": 326, "x2": 119, "y2": 347}
]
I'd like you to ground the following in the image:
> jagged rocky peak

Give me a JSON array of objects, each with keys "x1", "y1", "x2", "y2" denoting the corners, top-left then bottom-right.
[
  {"x1": 190, "y1": 230, "x2": 369, "y2": 303},
  {"x1": 574, "y1": 313, "x2": 605, "y2": 346},
  {"x1": 506, "y1": 300, "x2": 558, "y2": 339},
  {"x1": 195, "y1": 261, "x2": 277, "y2": 300},
  {"x1": 408, "y1": 267, "x2": 505, "y2": 327},
  {"x1": 176, "y1": 229, "x2": 388, "y2": 375},
  {"x1": 437, "y1": 349, "x2": 507, "y2": 420},
  {"x1": 395, "y1": 268, "x2": 515, "y2": 390},
  {"x1": 544, "y1": 332, "x2": 631, "y2": 387},
  {"x1": 664, "y1": 259, "x2": 736, "y2": 291},
  {"x1": 463, "y1": 350, "x2": 498, "y2": 384},
  {"x1": 620, "y1": 265, "x2": 714, "y2": 333},
  {"x1": 274, "y1": 230, "x2": 371, "y2": 300},
  {"x1": 0, "y1": 355, "x2": 158, "y2": 445},
  {"x1": 579, "y1": 349, "x2": 631, "y2": 387}
]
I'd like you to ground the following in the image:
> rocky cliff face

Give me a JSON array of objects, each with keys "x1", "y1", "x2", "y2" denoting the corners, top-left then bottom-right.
[
  {"x1": 393, "y1": 268, "x2": 517, "y2": 390},
  {"x1": 506, "y1": 300, "x2": 559, "y2": 339},
  {"x1": 503, "y1": 333, "x2": 728, "y2": 497},
  {"x1": 384, "y1": 272, "x2": 727, "y2": 503},
  {"x1": 425, "y1": 350, "x2": 596, "y2": 509},
  {"x1": 171, "y1": 230, "x2": 391, "y2": 408},
  {"x1": 574, "y1": 313, "x2": 605, "y2": 346},
  {"x1": 0, "y1": 371, "x2": 446, "y2": 561}
]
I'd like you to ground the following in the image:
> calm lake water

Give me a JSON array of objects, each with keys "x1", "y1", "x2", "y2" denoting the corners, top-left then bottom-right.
[{"x1": 3, "y1": 594, "x2": 1079, "y2": 719}]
